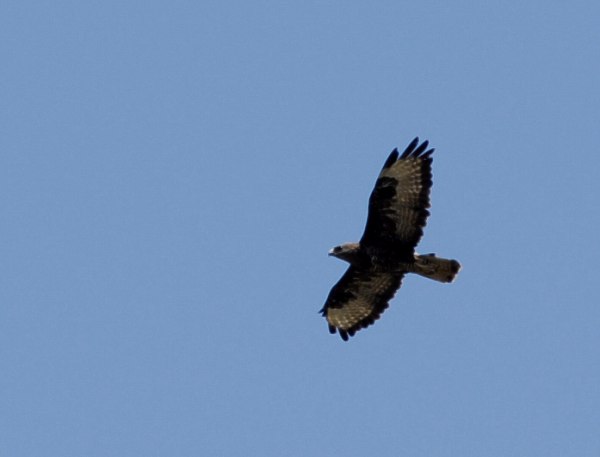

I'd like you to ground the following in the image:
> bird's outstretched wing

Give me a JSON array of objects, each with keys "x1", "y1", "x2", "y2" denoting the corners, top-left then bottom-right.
[
  {"x1": 320, "y1": 267, "x2": 403, "y2": 341},
  {"x1": 360, "y1": 137, "x2": 434, "y2": 252}
]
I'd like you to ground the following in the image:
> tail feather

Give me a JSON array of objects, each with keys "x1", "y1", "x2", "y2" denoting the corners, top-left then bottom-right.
[{"x1": 414, "y1": 253, "x2": 461, "y2": 283}]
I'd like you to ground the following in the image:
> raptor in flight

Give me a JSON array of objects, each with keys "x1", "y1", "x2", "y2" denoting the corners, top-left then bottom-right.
[{"x1": 320, "y1": 137, "x2": 461, "y2": 341}]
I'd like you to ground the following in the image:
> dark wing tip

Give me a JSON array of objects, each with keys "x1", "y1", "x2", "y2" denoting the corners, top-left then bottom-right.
[
  {"x1": 382, "y1": 148, "x2": 399, "y2": 170},
  {"x1": 400, "y1": 137, "x2": 435, "y2": 159},
  {"x1": 422, "y1": 148, "x2": 435, "y2": 159},
  {"x1": 412, "y1": 140, "x2": 429, "y2": 157},
  {"x1": 399, "y1": 137, "x2": 420, "y2": 159}
]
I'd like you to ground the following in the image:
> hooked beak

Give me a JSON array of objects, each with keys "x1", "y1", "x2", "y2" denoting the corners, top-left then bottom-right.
[{"x1": 328, "y1": 249, "x2": 335, "y2": 256}]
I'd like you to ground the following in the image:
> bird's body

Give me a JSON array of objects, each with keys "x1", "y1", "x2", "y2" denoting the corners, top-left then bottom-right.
[{"x1": 320, "y1": 137, "x2": 460, "y2": 341}]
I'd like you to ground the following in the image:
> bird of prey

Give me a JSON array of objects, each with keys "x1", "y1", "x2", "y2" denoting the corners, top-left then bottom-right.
[{"x1": 320, "y1": 137, "x2": 460, "y2": 341}]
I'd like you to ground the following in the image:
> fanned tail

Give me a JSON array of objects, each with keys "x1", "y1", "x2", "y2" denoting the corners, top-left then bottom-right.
[{"x1": 414, "y1": 253, "x2": 461, "y2": 283}]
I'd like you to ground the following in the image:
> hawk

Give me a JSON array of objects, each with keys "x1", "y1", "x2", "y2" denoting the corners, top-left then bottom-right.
[{"x1": 320, "y1": 137, "x2": 461, "y2": 341}]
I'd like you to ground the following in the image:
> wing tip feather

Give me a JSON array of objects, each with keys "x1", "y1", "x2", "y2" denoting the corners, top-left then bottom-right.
[
  {"x1": 399, "y1": 137, "x2": 436, "y2": 160},
  {"x1": 382, "y1": 148, "x2": 399, "y2": 170},
  {"x1": 400, "y1": 137, "x2": 420, "y2": 158},
  {"x1": 423, "y1": 148, "x2": 435, "y2": 158}
]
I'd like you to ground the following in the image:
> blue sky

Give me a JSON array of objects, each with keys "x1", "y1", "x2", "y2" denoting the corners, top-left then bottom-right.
[{"x1": 2, "y1": 1, "x2": 599, "y2": 456}]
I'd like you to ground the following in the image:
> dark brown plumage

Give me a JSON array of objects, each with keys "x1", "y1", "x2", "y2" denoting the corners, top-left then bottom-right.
[{"x1": 320, "y1": 137, "x2": 460, "y2": 341}]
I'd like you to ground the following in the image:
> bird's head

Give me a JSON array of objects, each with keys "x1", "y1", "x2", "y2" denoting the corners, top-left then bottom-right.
[{"x1": 328, "y1": 242, "x2": 361, "y2": 264}]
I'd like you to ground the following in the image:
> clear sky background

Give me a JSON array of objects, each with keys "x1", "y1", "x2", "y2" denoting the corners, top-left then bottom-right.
[{"x1": 2, "y1": 1, "x2": 599, "y2": 456}]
